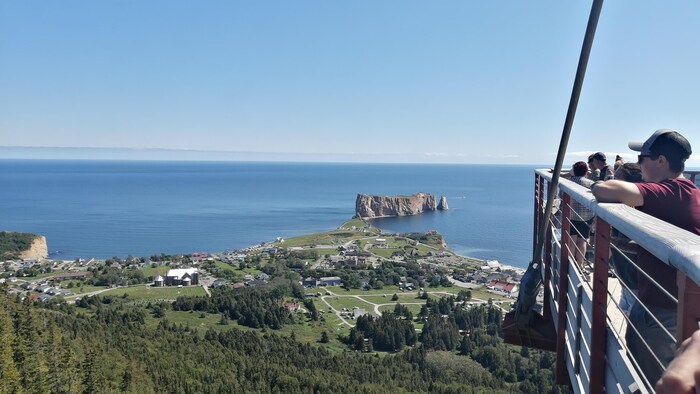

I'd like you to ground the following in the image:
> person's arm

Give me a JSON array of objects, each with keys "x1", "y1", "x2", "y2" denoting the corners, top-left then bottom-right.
[
  {"x1": 656, "y1": 329, "x2": 700, "y2": 393},
  {"x1": 591, "y1": 180, "x2": 644, "y2": 207}
]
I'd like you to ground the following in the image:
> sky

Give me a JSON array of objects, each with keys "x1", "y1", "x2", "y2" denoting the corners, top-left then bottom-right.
[{"x1": 1, "y1": 1, "x2": 700, "y2": 165}]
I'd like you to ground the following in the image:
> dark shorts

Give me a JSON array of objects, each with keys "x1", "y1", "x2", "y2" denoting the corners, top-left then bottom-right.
[{"x1": 571, "y1": 218, "x2": 593, "y2": 238}]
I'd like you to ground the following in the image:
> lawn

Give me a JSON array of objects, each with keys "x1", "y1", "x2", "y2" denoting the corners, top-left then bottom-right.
[
  {"x1": 324, "y1": 296, "x2": 376, "y2": 312},
  {"x1": 213, "y1": 260, "x2": 237, "y2": 272},
  {"x1": 377, "y1": 303, "x2": 425, "y2": 316},
  {"x1": 140, "y1": 265, "x2": 170, "y2": 278},
  {"x1": 339, "y1": 218, "x2": 368, "y2": 229},
  {"x1": 103, "y1": 285, "x2": 207, "y2": 300},
  {"x1": 64, "y1": 283, "x2": 106, "y2": 294}
]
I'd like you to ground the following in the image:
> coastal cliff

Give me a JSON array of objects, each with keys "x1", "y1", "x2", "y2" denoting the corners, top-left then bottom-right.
[
  {"x1": 0, "y1": 231, "x2": 48, "y2": 260},
  {"x1": 355, "y1": 192, "x2": 442, "y2": 218}
]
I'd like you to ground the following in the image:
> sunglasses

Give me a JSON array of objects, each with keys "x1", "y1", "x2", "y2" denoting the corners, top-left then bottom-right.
[{"x1": 637, "y1": 154, "x2": 654, "y2": 163}]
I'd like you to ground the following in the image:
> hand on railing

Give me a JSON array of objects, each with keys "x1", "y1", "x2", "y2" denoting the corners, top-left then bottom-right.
[{"x1": 656, "y1": 329, "x2": 700, "y2": 394}]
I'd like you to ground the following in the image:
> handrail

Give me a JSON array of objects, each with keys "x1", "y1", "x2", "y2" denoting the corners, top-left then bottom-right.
[{"x1": 536, "y1": 169, "x2": 700, "y2": 286}]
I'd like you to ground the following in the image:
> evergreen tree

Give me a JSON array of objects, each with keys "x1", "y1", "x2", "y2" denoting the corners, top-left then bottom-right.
[
  {"x1": 81, "y1": 349, "x2": 100, "y2": 394},
  {"x1": 0, "y1": 305, "x2": 22, "y2": 393}
]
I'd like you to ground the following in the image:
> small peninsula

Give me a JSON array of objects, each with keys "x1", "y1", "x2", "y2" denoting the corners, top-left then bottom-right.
[{"x1": 355, "y1": 192, "x2": 448, "y2": 219}]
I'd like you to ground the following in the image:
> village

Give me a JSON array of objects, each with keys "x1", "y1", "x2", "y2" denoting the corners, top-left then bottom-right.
[{"x1": 0, "y1": 220, "x2": 524, "y2": 325}]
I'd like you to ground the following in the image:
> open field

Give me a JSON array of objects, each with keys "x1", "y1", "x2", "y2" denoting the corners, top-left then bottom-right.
[
  {"x1": 324, "y1": 296, "x2": 376, "y2": 312},
  {"x1": 63, "y1": 283, "x2": 106, "y2": 294},
  {"x1": 378, "y1": 303, "x2": 425, "y2": 316},
  {"x1": 213, "y1": 260, "x2": 237, "y2": 272},
  {"x1": 102, "y1": 285, "x2": 207, "y2": 300},
  {"x1": 140, "y1": 266, "x2": 170, "y2": 277},
  {"x1": 339, "y1": 218, "x2": 370, "y2": 229}
]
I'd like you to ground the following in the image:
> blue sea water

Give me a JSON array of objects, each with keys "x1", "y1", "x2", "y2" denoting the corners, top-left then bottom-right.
[{"x1": 0, "y1": 160, "x2": 536, "y2": 267}]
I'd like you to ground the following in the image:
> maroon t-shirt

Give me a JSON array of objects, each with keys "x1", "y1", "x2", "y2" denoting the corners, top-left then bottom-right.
[{"x1": 635, "y1": 178, "x2": 700, "y2": 309}]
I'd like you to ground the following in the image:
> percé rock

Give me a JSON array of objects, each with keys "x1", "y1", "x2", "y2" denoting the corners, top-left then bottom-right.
[
  {"x1": 355, "y1": 192, "x2": 437, "y2": 218},
  {"x1": 437, "y1": 196, "x2": 449, "y2": 211},
  {"x1": 0, "y1": 231, "x2": 48, "y2": 260}
]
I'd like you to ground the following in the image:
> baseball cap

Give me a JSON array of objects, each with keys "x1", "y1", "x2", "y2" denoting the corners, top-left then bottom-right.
[
  {"x1": 628, "y1": 129, "x2": 692, "y2": 159},
  {"x1": 591, "y1": 152, "x2": 606, "y2": 161}
]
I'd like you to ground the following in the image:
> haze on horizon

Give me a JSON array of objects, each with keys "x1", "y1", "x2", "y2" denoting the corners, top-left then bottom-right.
[{"x1": 2, "y1": 1, "x2": 700, "y2": 166}]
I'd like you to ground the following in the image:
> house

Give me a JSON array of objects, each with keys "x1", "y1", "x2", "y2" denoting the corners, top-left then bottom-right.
[
  {"x1": 256, "y1": 272, "x2": 270, "y2": 281},
  {"x1": 232, "y1": 282, "x2": 246, "y2": 289},
  {"x1": 211, "y1": 279, "x2": 227, "y2": 288},
  {"x1": 303, "y1": 277, "x2": 318, "y2": 288},
  {"x1": 487, "y1": 280, "x2": 519, "y2": 295},
  {"x1": 36, "y1": 285, "x2": 52, "y2": 293},
  {"x1": 243, "y1": 274, "x2": 255, "y2": 282},
  {"x1": 352, "y1": 308, "x2": 368, "y2": 319},
  {"x1": 318, "y1": 276, "x2": 341, "y2": 286},
  {"x1": 153, "y1": 276, "x2": 164, "y2": 287},
  {"x1": 164, "y1": 268, "x2": 199, "y2": 286},
  {"x1": 374, "y1": 238, "x2": 387, "y2": 248},
  {"x1": 285, "y1": 302, "x2": 299, "y2": 312}
]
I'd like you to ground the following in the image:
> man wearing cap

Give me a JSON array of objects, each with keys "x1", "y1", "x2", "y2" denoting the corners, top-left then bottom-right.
[
  {"x1": 587, "y1": 154, "x2": 601, "y2": 181},
  {"x1": 592, "y1": 129, "x2": 700, "y2": 384},
  {"x1": 591, "y1": 151, "x2": 614, "y2": 181}
]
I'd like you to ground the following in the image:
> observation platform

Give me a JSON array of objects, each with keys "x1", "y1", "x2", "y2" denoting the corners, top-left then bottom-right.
[{"x1": 504, "y1": 169, "x2": 700, "y2": 394}]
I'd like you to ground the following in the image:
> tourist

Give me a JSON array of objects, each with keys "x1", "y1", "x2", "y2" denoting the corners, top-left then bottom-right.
[
  {"x1": 587, "y1": 154, "x2": 600, "y2": 181},
  {"x1": 592, "y1": 129, "x2": 700, "y2": 384},
  {"x1": 565, "y1": 161, "x2": 595, "y2": 268},
  {"x1": 655, "y1": 329, "x2": 700, "y2": 393},
  {"x1": 591, "y1": 151, "x2": 615, "y2": 180},
  {"x1": 609, "y1": 162, "x2": 642, "y2": 317},
  {"x1": 614, "y1": 154, "x2": 625, "y2": 172}
]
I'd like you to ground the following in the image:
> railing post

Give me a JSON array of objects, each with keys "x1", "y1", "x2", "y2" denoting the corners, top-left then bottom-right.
[
  {"x1": 677, "y1": 272, "x2": 700, "y2": 342},
  {"x1": 534, "y1": 174, "x2": 544, "y2": 254},
  {"x1": 556, "y1": 193, "x2": 572, "y2": 384},
  {"x1": 590, "y1": 218, "x2": 611, "y2": 394}
]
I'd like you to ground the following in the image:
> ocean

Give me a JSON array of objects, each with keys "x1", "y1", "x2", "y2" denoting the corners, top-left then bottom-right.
[{"x1": 0, "y1": 160, "x2": 536, "y2": 268}]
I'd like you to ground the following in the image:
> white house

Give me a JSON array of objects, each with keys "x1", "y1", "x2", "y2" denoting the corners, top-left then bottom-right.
[{"x1": 164, "y1": 268, "x2": 199, "y2": 286}]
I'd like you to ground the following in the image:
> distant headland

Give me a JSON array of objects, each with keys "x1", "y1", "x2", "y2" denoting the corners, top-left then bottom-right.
[
  {"x1": 0, "y1": 231, "x2": 48, "y2": 260},
  {"x1": 355, "y1": 192, "x2": 448, "y2": 219}
]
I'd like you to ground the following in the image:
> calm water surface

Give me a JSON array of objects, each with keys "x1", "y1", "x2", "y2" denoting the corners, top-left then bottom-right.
[{"x1": 0, "y1": 160, "x2": 536, "y2": 267}]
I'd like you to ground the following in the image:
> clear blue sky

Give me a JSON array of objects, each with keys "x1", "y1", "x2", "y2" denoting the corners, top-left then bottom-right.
[{"x1": 1, "y1": 1, "x2": 699, "y2": 165}]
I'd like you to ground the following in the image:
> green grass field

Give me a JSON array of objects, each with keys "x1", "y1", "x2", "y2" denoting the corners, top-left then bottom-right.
[
  {"x1": 102, "y1": 285, "x2": 207, "y2": 300},
  {"x1": 65, "y1": 284, "x2": 106, "y2": 294},
  {"x1": 140, "y1": 266, "x2": 170, "y2": 278},
  {"x1": 377, "y1": 303, "x2": 425, "y2": 316},
  {"x1": 324, "y1": 296, "x2": 375, "y2": 312}
]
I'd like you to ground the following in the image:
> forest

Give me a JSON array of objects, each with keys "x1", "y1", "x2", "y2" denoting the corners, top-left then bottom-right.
[{"x1": 0, "y1": 281, "x2": 569, "y2": 393}]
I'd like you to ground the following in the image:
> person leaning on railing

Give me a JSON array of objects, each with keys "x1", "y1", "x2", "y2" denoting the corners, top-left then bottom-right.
[
  {"x1": 610, "y1": 162, "x2": 643, "y2": 317},
  {"x1": 591, "y1": 129, "x2": 700, "y2": 385},
  {"x1": 562, "y1": 161, "x2": 595, "y2": 268}
]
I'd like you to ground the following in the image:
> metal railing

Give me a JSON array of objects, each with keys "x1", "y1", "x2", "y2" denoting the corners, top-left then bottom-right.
[{"x1": 534, "y1": 169, "x2": 700, "y2": 393}]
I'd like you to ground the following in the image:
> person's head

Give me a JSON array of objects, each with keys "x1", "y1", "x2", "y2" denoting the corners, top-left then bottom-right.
[
  {"x1": 572, "y1": 161, "x2": 588, "y2": 177},
  {"x1": 615, "y1": 155, "x2": 624, "y2": 162},
  {"x1": 591, "y1": 152, "x2": 607, "y2": 169},
  {"x1": 587, "y1": 154, "x2": 596, "y2": 169},
  {"x1": 629, "y1": 129, "x2": 692, "y2": 181},
  {"x1": 614, "y1": 162, "x2": 642, "y2": 183}
]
